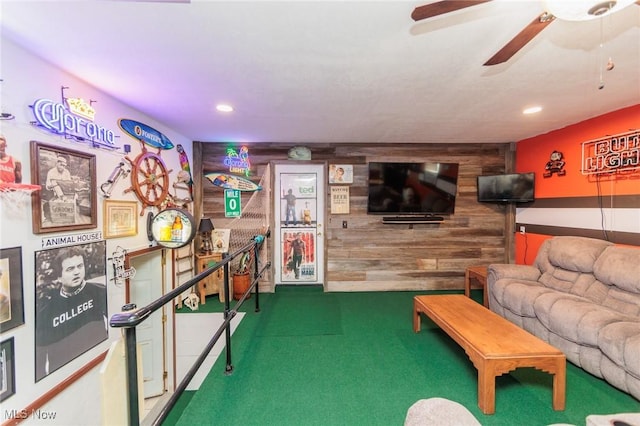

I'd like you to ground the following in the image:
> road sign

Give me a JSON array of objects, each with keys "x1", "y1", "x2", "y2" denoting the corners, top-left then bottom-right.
[{"x1": 224, "y1": 189, "x2": 241, "y2": 217}]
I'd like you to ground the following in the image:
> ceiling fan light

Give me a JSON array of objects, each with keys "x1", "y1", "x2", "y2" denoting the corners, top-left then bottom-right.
[{"x1": 544, "y1": 0, "x2": 636, "y2": 21}]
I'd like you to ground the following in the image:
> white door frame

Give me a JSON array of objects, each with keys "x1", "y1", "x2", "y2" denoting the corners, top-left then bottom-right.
[{"x1": 125, "y1": 246, "x2": 167, "y2": 398}]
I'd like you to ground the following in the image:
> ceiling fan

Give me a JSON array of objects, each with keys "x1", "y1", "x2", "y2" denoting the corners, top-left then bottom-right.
[{"x1": 411, "y1": 0, "x2": 639, "y2": 66}]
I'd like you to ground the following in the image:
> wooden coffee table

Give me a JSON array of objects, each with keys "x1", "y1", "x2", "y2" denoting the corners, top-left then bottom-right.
[
  {"x1": 413, "y1": 294, "x2": 566, "y2": 415},
  {"x1": 465, "y1": 265, "x2": 488, "y2": 307}
]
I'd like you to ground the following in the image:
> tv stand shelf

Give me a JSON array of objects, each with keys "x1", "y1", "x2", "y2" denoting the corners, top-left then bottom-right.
[{"x1": 382, "y1": 216, "x2": 444, "y2": 224}]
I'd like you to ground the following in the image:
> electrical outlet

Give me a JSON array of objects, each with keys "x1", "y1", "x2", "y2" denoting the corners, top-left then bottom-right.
[
  {"x1": 520, "y1": 226, "x2": 526, "y2": 235},
  {"x1": 342, "y1": 220, "x2": 348, "y2": 229}
]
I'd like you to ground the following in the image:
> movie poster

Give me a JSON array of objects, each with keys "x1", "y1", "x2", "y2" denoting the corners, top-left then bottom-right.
[
  {"x1": 279, "y1": 173, "x2": 318, "y2": 227},
  {"x1": 34, "y1": 241, "x2": 107, "y2": 381},
  {"x1": 281, "y1": 230, "x2": 316, "y2": 282}
]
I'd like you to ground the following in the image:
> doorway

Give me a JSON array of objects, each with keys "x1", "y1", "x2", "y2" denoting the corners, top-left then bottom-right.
[{"x1": 273, "y1": 163, "x2": 326, "y2": 286}]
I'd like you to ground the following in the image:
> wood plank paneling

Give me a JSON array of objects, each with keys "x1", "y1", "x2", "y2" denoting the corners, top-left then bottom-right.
[{"x1": 196, "y1": 142, "x2": 510, "y2": 292}]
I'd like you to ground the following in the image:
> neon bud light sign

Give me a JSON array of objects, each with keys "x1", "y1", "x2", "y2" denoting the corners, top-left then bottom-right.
[{"x1": 32, "y1": 98, "x2": 117, "y2": 148}]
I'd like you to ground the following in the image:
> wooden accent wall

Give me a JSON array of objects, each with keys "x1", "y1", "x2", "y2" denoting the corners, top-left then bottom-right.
[{"x1": 195, "y1": 142, "x2": 512, "y2": 292}]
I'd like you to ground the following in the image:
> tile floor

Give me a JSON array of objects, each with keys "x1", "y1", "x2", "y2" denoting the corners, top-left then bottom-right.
[{"x1": 174, "y1": 311, "x2": 245, "y2": 390}]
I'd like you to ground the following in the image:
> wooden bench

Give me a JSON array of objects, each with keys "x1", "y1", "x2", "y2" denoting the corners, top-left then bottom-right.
[{"x1": 413, "y1": 294, "x2": 566, "y2": 415}]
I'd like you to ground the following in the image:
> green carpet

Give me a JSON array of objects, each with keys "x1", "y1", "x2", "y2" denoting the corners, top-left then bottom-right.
[
  {"x1": 255, "y1": 291, "x2": 342, "y2": 337},
  {"x1": 160, "y1": 391, "x2": 195, "y2": 425},
  {"x1": 165, "y1": 288, "x2": 640, "y2": 426}
]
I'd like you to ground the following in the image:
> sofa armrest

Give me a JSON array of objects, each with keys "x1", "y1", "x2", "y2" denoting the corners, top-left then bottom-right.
[{"x1": 488, "y1": 264, "x2": 541, "y2": 284}]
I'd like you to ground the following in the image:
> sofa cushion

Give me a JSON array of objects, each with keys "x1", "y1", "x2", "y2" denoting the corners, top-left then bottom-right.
[
  {"x1": 575, "y1": 279, "x2": 609, "y2": 305},
  {"x1": 598, "y1": 322, "x2": 640, "y2": 378},
  {"x1": 493, "y1": 280, "x2": 553, "y2": 318},
  {"x1": 601, "y1": 287, "x2": 640, "y2": 317},
  {"x1": 538, "y1": 269, "x2": 583, "y2": 293},
  {"x1": 534, "y1": 292, "x2": 632, "y2": 347},
  {"x1": 594, "y1": 246, "x2": 640, "y2": 294},
  {"x1": 488, "y1": 264, "x2": 540, "y2": 284},
  {"x1": 545, "y1": 236, "x2": 612, "y2": 273}
]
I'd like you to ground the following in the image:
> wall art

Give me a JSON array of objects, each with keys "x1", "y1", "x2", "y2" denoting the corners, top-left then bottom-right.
[
  {"x1": 0, "y1": 247, "x2": 24, "y2": 334},
  {"x1": 0, "y1": 337, "x2": 15, "y2": 401},
  {"x1": 30, "y1": 141, "x2": 97, "y2": 234},
  {"x1": 103, "y1": 200, "x2": 138, "y2": 238},
  {"x1": 34, "y1": 240, "x2": 107, "y2": 381}
]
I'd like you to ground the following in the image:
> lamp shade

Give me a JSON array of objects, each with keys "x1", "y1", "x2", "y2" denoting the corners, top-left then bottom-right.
[{"x1": 198, "y1": 218, "x2": 214, "y2": 233}]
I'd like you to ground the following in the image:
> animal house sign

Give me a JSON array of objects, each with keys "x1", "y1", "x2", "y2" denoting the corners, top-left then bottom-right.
[{"x1": 581, "y1": 130, "x2": 639, "y2": 175}]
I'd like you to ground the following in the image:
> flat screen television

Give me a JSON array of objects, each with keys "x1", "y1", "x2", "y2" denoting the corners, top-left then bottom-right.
[
  {"x1": 367, "y1": 162, "x2": 459, "y2": 215},
  {"x1": 476, "y1": 172, "x2": 535, "y2": 203}
]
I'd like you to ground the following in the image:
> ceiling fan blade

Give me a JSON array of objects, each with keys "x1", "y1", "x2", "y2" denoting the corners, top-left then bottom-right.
[
  {"x1": 411, "y1": 0, "x2": 492, "y2": 22},
  {"x1": 483, "y1": 12, "x2": 555, "y2": 66}
]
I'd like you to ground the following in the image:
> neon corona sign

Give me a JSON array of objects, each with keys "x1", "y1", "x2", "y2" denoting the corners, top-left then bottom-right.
[
  {"x1": 224, "y1": 146, "x2": 251, "y2": 176},
  {"x1": 32, "y1": 97, "x2": 119, "y2": 149},
  {"x1": 581, "y1": 130, "x2": 640, "y2": 175}
]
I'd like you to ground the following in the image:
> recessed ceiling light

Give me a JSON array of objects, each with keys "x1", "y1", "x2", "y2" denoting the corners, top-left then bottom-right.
[
  {"x1": 523, "y1": 106, "x2": 542, "y2": 115},
  {"x1": 216, "y1": 104, "x2": 233, "y2": 113}
]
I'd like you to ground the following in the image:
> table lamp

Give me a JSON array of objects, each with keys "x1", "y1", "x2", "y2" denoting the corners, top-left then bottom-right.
[{"x1": 198, "y1": 217, "x2": 214, "y2": 254}]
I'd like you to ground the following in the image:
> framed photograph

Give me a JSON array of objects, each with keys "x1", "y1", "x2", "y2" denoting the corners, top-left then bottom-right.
[
  {"x1": 0, "y1": 337, "x2": 15, "y2": 402},
  {"x1": 103, "y1": 200, "x2": 138, "y2": 238},
  {"x1": 34, "y1": 241, "x2": 108, "y2": 381},
  {"x1": 329, "y1": 164, "x2": 353, "y2": 184},
  {"x1": 0, "y1": 247, "x2": 24, "y2": 334},
  {"x1": 211, "y1": 228, "x2": 231, "y2": 253},
  {"x1": 30, "y1": 141, "x2": 97, "y2": 234}
]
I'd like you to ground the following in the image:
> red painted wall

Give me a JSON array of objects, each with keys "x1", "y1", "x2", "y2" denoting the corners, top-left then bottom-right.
[{"x1": 515, "y1": 104, "x2": 639, "y2": 263}]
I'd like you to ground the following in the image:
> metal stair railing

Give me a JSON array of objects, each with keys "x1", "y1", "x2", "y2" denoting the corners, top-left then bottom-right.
[{"x1": 110, "y1": 233, "x2": 271, "y2": 426}]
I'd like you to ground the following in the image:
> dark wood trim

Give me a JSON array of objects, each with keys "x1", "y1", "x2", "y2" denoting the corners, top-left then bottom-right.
[
  {"x1": 515, "y1": 223, "x2": 639, "y2": 246},
  {"x1": 124, "y1": 245, "x2": 164, "y2": 303},
  {"x1": 1, "y1": 352, "x2": 107, "y2": 426},
  {"x1": 526, "y1": 194, "x2": 639, "y2": 209},
  {"x1": 505, "y1": 142, "x2": 516, "y2": 263},
  {"x1": 193, "y1": 142, "x2": 204, "y2": 252}
]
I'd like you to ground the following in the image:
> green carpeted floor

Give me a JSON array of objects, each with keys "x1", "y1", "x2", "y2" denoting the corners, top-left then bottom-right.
[{"x1": 166, "y1": 287, "x2": 639, "y2": 425}]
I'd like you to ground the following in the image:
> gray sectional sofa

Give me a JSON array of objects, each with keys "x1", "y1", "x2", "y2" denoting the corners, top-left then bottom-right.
[{"x1": 487, "y1": 236, "x2": 640, "y2": 400}]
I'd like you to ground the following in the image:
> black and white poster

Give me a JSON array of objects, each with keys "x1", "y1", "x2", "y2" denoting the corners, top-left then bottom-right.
[{"x1": 34, "y1": 241, "x2": 107, "y2": 381}]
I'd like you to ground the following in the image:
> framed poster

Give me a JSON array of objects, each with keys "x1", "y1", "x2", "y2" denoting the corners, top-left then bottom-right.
[
  {"x1": 0, "y1": 337, "x2": 15, "y2": 402},
  {"x1": 329, "y1": 164, "x2": 353, "y2": 184},
  {"x1": 330, "y1": 186, "x2": 350, "y2": 214},
  {"x1": 103, "y1": 200, "x2": 138, "y2": 238},
  {"x1": 281, "y1": 229, "x2": 316, "y2": 282},
  {"x1": 34, "y1": 241, "x2": 108, "y2": 381},
  {"x1": 30, "y1": 141, "x2": 97, "y2": 234},
  {"x1": 280, "y1": 173, "x2": 318, "y2": 228},
  {"x1": 212, "y1": 229, "x2": 231, "y2": 253},
  {"x1": 0, "y1": 247, "x2": 24, "y2": 334}
]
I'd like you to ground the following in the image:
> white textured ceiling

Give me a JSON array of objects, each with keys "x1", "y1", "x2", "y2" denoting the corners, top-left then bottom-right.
[{"x1": 1, "y1": 1, "x2": 639, "y2": 144}]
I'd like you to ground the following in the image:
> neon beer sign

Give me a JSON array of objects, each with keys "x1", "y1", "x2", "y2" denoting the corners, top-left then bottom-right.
[
  {"x1": 32, "y1": 97, "x2": 118, "y2": 149},
  {"x1": 224, "y1": 146, "x2": 251, "y2": 176},
  {"x1": 581, "y1": 130, "x2": 640, "y2": 175}
]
